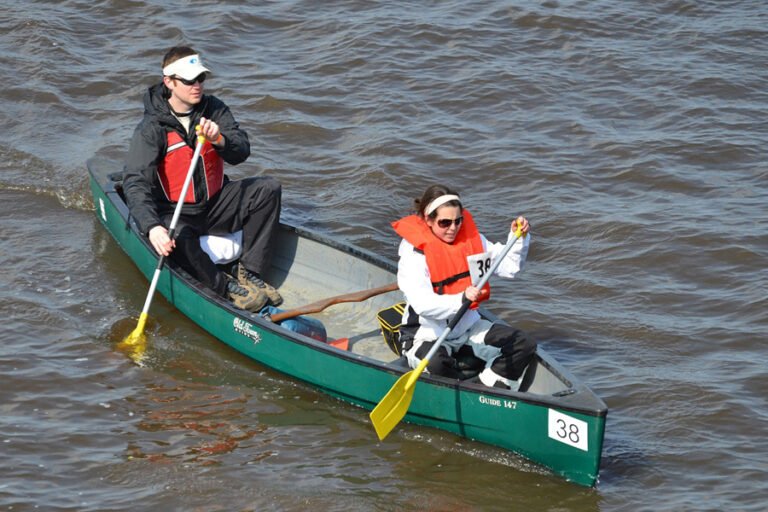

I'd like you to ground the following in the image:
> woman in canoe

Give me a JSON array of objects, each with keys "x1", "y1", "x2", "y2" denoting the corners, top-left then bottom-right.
[{"x1": 393, "y1": 184, "x2": 536, "y2": 390}]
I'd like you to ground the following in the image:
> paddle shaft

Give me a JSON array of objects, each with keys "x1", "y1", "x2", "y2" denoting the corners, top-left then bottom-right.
[
  {"x1": 269, "y1": 282, "x2": 398, "y2": 322},
  {"x1": 418, "y1": 228, "x2": 525, "y2": 370},
  {"x1": 137, "y1": 133, "x2": 205, "y2": 317}
]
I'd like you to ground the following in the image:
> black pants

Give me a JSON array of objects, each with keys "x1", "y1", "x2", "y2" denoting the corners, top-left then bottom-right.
[
  {"x1": 412, "y1": 323, "x2": 536, "y2": 381},
  {"x1": 161, "y1": 176, "x2": 281, "y2": 297}
]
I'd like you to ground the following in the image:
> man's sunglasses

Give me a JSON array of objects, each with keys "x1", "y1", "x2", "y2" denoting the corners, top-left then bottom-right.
[
  {"x1": 436, "y1": 216, "x2": 463, "y2": 229},
  {"x1": 173, "y1": 74, "x2": 207, "y2": 86}
]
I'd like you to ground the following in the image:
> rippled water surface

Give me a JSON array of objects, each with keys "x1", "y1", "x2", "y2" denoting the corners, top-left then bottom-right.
[{"x1": 1, "y1": 1, "x2": 766, "y2": 510}]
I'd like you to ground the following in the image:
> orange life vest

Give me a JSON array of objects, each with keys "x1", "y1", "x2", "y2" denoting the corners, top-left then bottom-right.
[
  {"x1": 392, "y1": 209, "x2": 490, "y2": 306},
  {"x1": 157, "y1": 131, "x2": 224, "y2": 203}
]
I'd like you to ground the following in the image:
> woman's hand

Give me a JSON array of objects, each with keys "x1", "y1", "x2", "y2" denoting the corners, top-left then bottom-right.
[
  {"x1": 512, "y1": 216, "x2": 530, "y2": 236},
  {"x1": 463, "y1": 285, "x2": 488, "y2": 303}
]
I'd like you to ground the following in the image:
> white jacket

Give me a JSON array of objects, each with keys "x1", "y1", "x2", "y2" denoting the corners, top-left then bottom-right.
[{"x1": 397, "y1": 230, "x2": 530, "y2": 341}]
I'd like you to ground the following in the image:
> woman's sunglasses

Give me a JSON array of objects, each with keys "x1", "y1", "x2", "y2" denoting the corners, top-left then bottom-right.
[
  {"x1": 173, "y1": 74, "x2": 207, "y2": 86},
  {"x1": 436, "y1": 216, "x2": 463, "y2": 229}
]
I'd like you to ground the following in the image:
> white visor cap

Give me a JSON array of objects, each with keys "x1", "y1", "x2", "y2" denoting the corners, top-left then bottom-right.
[{"x1": 163, "y1": 54, "x2": 211, "y2": 80}]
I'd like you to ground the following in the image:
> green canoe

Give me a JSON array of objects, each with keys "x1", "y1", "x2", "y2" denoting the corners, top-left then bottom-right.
[{"x1": 88, "y1": 159, "x2": 607, "y2": 487}]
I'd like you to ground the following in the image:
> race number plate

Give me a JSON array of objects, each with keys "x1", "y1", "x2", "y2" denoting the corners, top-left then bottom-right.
[
  {"x1": 548, "y1": 409, "x2": 588, "y2": 451},
  {"x1": 467, "y1": 251, "x2": 492, "y2": 285}
]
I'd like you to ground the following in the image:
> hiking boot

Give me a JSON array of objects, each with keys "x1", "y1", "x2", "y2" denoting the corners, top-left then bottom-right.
[
  {"x1": 237, "y1": 263, "x2": 283, "y2": 307},
  {"x1": 226, "y1": 278, "x2": 268, "y2": 312}
]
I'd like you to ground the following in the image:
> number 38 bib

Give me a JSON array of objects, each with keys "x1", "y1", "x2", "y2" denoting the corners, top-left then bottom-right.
[{"x1": 467, "y1": 251, "x2": 493, "y2": 286}]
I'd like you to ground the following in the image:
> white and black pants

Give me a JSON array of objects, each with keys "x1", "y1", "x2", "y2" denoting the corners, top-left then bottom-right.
[{"x1": 404, "y1": 319, "x2": 536, "y2": 387}]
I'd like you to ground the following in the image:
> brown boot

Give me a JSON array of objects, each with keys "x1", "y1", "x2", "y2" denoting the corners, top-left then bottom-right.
[
  {"x1": 226, "y1": 279, "x2": 268, "y2": 312},
  {"x1": 237, "y1": 263, "x2": 283, "y2": 307}
]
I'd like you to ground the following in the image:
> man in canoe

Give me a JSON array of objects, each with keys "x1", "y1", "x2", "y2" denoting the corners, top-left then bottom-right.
[
  {"x1": 393, "y1": 184, "x2": 537, "y2": 390},
  {"x1": 123, "y1": 45, "x2": 282, "y2": 312}
]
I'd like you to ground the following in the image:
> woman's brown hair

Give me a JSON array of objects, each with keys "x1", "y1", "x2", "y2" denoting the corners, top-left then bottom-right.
[{"x1": 414, "y1": 184, "x2": 462, "y2": 220}]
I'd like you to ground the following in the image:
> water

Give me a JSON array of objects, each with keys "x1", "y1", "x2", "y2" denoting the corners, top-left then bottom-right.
[{"x1": 1, "y1": 1, "x2": 766, "y2": 510}]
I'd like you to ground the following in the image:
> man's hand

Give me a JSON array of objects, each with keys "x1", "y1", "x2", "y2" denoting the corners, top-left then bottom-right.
[
  {"x1": 149, "y1": 225, "x2": 175, "y2": 256},
  {"x1": 198, "y1": 117, "x2": 224, "y2": 147}
]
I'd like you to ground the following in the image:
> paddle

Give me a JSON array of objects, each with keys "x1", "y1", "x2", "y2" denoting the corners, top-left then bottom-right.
[
  {"x1": 268, "y1": 282, "x2": 399, "y2": 323},
  {"x1": 369, "y1": 223, "x2": 526, "y2": 440},
  {"x1": 118, "y1": 127, "x2": 206, "y2": 362}
]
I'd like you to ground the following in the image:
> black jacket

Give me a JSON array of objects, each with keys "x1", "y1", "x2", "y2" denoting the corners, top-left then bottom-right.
[{"x1": 122, "y1": 83, "x2": 250, "y2": 234}]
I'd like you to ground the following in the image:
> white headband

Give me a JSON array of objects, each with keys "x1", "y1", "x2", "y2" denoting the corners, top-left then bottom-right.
[
  {"x1": 425, "y1": 194, "x2": 461, "y2": 216},
  {"x1": 162, "y1": 54, "x2": 210, "y2": 80}
]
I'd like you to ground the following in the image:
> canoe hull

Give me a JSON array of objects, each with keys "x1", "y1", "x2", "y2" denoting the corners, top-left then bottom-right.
[{"x1": 88, "y1": 161, "x2": 606, "y2": 487}]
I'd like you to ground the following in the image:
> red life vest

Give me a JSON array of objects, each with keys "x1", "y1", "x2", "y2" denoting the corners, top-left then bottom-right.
[
  {"x1": 157, "y1": 131, "x2": 224, "y2": 203},
  {"x1": 392, "y1": 209, "x2": 490, "y2": 306}
]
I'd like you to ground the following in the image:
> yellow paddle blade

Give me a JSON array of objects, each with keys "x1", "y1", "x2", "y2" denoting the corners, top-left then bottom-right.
[
  {"x1": 370, "y1": 358, "x2": 429, "y2": 440},
  {"x1": 121, "y1": 312, "x2": 147, "y2": 346},
  {"x1": 117, "y1": 312, "x2": 148, "y2": 364}
]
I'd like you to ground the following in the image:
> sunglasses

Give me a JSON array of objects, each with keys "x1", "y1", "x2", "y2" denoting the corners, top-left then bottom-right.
[
  {"x1": 436, "y1": 216, "x2": 463, "y2": 229},
  {"x1": 173, "y1": 73, "x2": 207, "y2": 86}
]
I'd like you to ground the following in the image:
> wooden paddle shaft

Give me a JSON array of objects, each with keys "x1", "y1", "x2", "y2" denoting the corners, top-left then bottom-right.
[{"x1": 269, "y1": 282, "x2": 399, "y2": 322}]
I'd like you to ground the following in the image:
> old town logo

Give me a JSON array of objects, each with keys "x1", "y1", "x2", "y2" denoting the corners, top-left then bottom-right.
[{"x1": 233, "y1": 318, "x2": 261, "y2": 343}]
